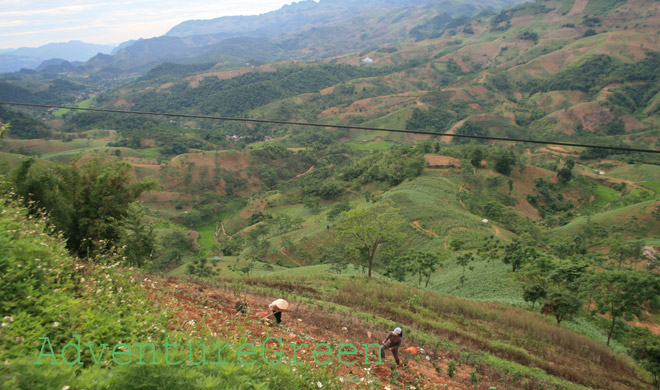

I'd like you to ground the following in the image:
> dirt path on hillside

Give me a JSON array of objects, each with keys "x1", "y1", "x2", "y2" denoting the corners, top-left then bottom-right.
[
  {"x1": 494, "y1": 225, "x2": 504, "y2": 239},
  {"x1": 295, "y1": 165, "x2": 314, "y2": 178},
  {"x1": 280, "y1": 248, "x2": 302, "y2": 266},
  {"x1": 412, "y1": 221, "x2": 439, "y2": 237},
  {"x1": 568, "y1": 0, "x2": 588, "y2": 16},
  {"x1": 143, "y1": 276, "x2": 478, "y2": 389}
]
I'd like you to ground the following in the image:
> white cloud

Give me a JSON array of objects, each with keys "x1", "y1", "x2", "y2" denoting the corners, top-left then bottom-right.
[{"x1": 0, "y1": 0, "x2": 298, "y2": 49}]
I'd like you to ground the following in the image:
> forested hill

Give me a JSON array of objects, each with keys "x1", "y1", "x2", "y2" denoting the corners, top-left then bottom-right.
[
  {"x1": 166, "y1": 0, "x2": 525, "y2": 38},
  {"x1": 12, "y1": 0, "x2": 525, "y2": 74}
]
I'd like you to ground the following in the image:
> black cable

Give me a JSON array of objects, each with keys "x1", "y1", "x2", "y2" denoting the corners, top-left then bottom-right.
[{"x1": 1, "y1": 101, "x2": 659, "y2": 154}]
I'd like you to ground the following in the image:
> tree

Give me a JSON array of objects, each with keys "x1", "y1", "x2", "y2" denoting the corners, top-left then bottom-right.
[
  {"x1": 557, "y1": 167, "x2": 573, "y2": 184},
  {"x1": 494, "y1": 150, "x2": 517, "y2": 176},
  {"x1": 115, "y1": 202, "x2": 154, "y2": 267},
  {"x1": 405, "y1": 250, "x2": 442, "y2": 287},
  {"x1": 334, "y1": 203, "x2": 405, "y2": 277},
  {"x1": 385, "y1": 256, "x2": 409, "y2": 282},
  {"x1": 327, "y1": 201, "x2": 351, "y2": 221},
  {"x1": 608, "y1": 234, "x2": 643, "y2": 269},
  {"x1": 502, "y1": 240, "x2": 537, "y2": 272},
  {"x1": 542, "y1": 290, "x2": 581, "y2": 324},
  {"x1": 0, "y1": 122, "x2": 9, "y2": 138},
  {"x1": 523, "y1": 284, "x2": 546, "y2": 308},
  {"x1": 455, "y1": 253, "x2": 474, "y2": 284},
  {"x1": 153, "y1": 230, "x2": 197, "y2": 272},
  {"x1": 470, "y1": 148, "x2": 483, "y2": 168},
  {"x1": 630, "y1": 331, "x2": 660, "y2": 388},
  {"x1": 590, "y1": 270, "x2": 660, "y2": 345},
  {"x1": 11, "y1": 157, "x2": 156, "y2": 259},
  {"x1": 303, "y1": 195, "x2": 321, "y2": 215},
  {"x1": 187, "y1": 257, "x2": 218, "y2": 278}
]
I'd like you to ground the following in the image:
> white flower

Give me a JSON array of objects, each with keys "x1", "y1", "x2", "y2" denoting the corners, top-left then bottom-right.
[
  {"x1": 426, "y1": 355, "x2": 430, "y2": 361},
  {"x1": 62, "y1": 386, "x2": 70, "y2": 390},
  {"x1": 316, "y1": 381, "x2": 322, "y2": 388},
  {"x1": 52, "y1": 322, "x2": 59, "y2": 327},
  {"x1": 339, "y1": 377, "x2": 345, "y2": 383},
  {"x1": 1, "y1": 323, "x2": 8, "y2": 328}
]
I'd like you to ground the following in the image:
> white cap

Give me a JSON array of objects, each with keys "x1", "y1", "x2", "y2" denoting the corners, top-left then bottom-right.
[{"x1": 393, "y1": 327, "x2": 402, "y2": 335}]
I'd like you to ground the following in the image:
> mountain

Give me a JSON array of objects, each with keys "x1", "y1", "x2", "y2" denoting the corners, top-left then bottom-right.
[
  {"x1": 77, "y1": 0, "x2": 525, "y2": 74},
  {"x1": 5, "y1": 40, "x2": 115, "y2": 62},
  {"x1": 0, "y1": 55, "x2": 42, "y2": 73},
  {"x1": 0, "y1": 41, "x2": 115, "y2": 74},
  {"x1": 167, "y1": 0, "x2": 525, "y2": 38}
]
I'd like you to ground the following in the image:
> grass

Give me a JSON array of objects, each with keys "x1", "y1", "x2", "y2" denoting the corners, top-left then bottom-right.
[
  {"x1": 140, "y1": 147, "x2": 161, "y2": 158},
  {"x1": 583, "y1": 0, "x2": 627, "y2": 15},
  {"x1": 195, "y1": 222, "x2": 218, "y2": 252},
  {"x1": 606, "y1": 164, "x2": 660, "y2": 182},
  {"x1": 581, "y1": 184, "x2": 619, "y2": 213},
  {"x1": 345, "y1": 141, "x2": 397, "y2": 151},
  {"x1": 641, "y1": 181, "x2": 660, "y2": 193},
  {"x1": 554, "y1": 199, "x2": 660, "y2": 237},
  {"x1": 425, "y1": 258, "x2": 524, "y2": 305},
  {"x1": 52, "y1": 97, "x2": 96, "y2": 117}
]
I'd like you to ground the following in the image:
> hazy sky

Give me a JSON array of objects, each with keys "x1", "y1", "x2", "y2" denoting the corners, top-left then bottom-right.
[{"x1": 0, "y1": 0, "x2": 301, "y2": 50}]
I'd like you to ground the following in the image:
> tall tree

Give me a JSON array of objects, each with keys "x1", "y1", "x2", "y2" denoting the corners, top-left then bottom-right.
[
  {"x1": 334, "y1": 203, "x2": 404, "y2": 277},
  {"x1": 115, "y1": 202, "x2": 155, "y2": 267},
  {"x1": 590, "y1": 270, "x2": 660, "y2": 345}
]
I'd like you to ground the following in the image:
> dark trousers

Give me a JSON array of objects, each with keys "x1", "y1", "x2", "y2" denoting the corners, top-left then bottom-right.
[
  {"x1": 273, "y1": 311, "x2": 282, "y2": 324},
  {"x1": 381, "y1": 346, "x2": 400, "y2": 365}
]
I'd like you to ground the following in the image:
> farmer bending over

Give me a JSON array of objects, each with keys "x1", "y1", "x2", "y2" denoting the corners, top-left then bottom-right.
[
  {"x1": 268, "y1": 298, "x2": 289, "y2": 324},
  {"x1": 381, "y1": 327, "x2": 403, "y2": 365}
]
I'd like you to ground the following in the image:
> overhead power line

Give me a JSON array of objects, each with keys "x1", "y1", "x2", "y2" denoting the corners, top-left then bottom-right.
[{"x1": 1, "y1": 101, "x2": 659, "y2": 154}]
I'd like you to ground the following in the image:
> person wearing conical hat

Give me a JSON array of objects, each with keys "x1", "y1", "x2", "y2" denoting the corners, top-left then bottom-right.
[
  {"x1": 268, "y1": 298, "x2": 289, "y2": 324},
  {"x1": 381, "y1": 327, "x2": 403, "y2": 365}
]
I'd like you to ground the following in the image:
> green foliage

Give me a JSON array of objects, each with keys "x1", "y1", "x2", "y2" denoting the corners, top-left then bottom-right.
[
  {"x1": 334, "y1": 202, "x2": 405, "y2": 277},
  {"x1": 326, "y1": 201, "x2": 351, "y2": 222},
  {"x1": 529, "y1": 55, "x2": 619, "y2": 94},
  {"x1": 526, "y1": 178, "x2": 573, "y2": 219},
  {"x1": 447, "y1": 359, "x2": 457, "y2": 377},
  {"x1": 452, "y1": 122, "x2": 488, "y2": 145},
  {"x1": 0, "y1": 122, "x2": 9, "y2": 139},
  {"x1": 522, "y1": 284, "x2": 546, "y2": 307},
  {"x1": 0, "y1": 107, "x2": 48, "y2": 139},
  {"x1": 455, "y1": 252, "x2": 474, "y2": 284},
  {"x1": 152, "y1": 230, "x2": 198, "y2": 272},
  {"x1": 409, "y1": 13, "x2": 454, "y2": 41},
  {"x1": 519, "y1": 31, "x2": 539, "y2": 43},
  {"x1": 630, "y1": 331, "x2": 660, "y2": 388},
  {"x1": 126, "y1": 63, "x2": 391, "y2": 118},
  {"x1": 387, "y1": 249, "x2": 442, "y2": 287},
  {"x1": 543, "y1": 290, "x2": 582, "y2": 325},
  {"x1": 139, "y1": 62, "x2": 216, "y2": 81},
  {"x1": 116, "y1": 202, "x2": 155, "y2": 267},
  {"x1": 583, "y1": 0, "x2": 627, "y2": 15},
  {"x1": 11, "y1": 157, "x2": 156, "y2": 259},
  {"x1": 492, "y1": 152, "x2": 515, "y2": 179},
  {"x1": 340, "y1": 145, "x2": 427, "y2": 186},
  {"x1": 187, "y1": 256, "x2": 218, "y2": 278},
  {"x1": 589, "y1": 269, "x2": 660, "y2": 345},
  {"x1": 406, "y1": 107, "x2": 458, "y2": 133}
]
